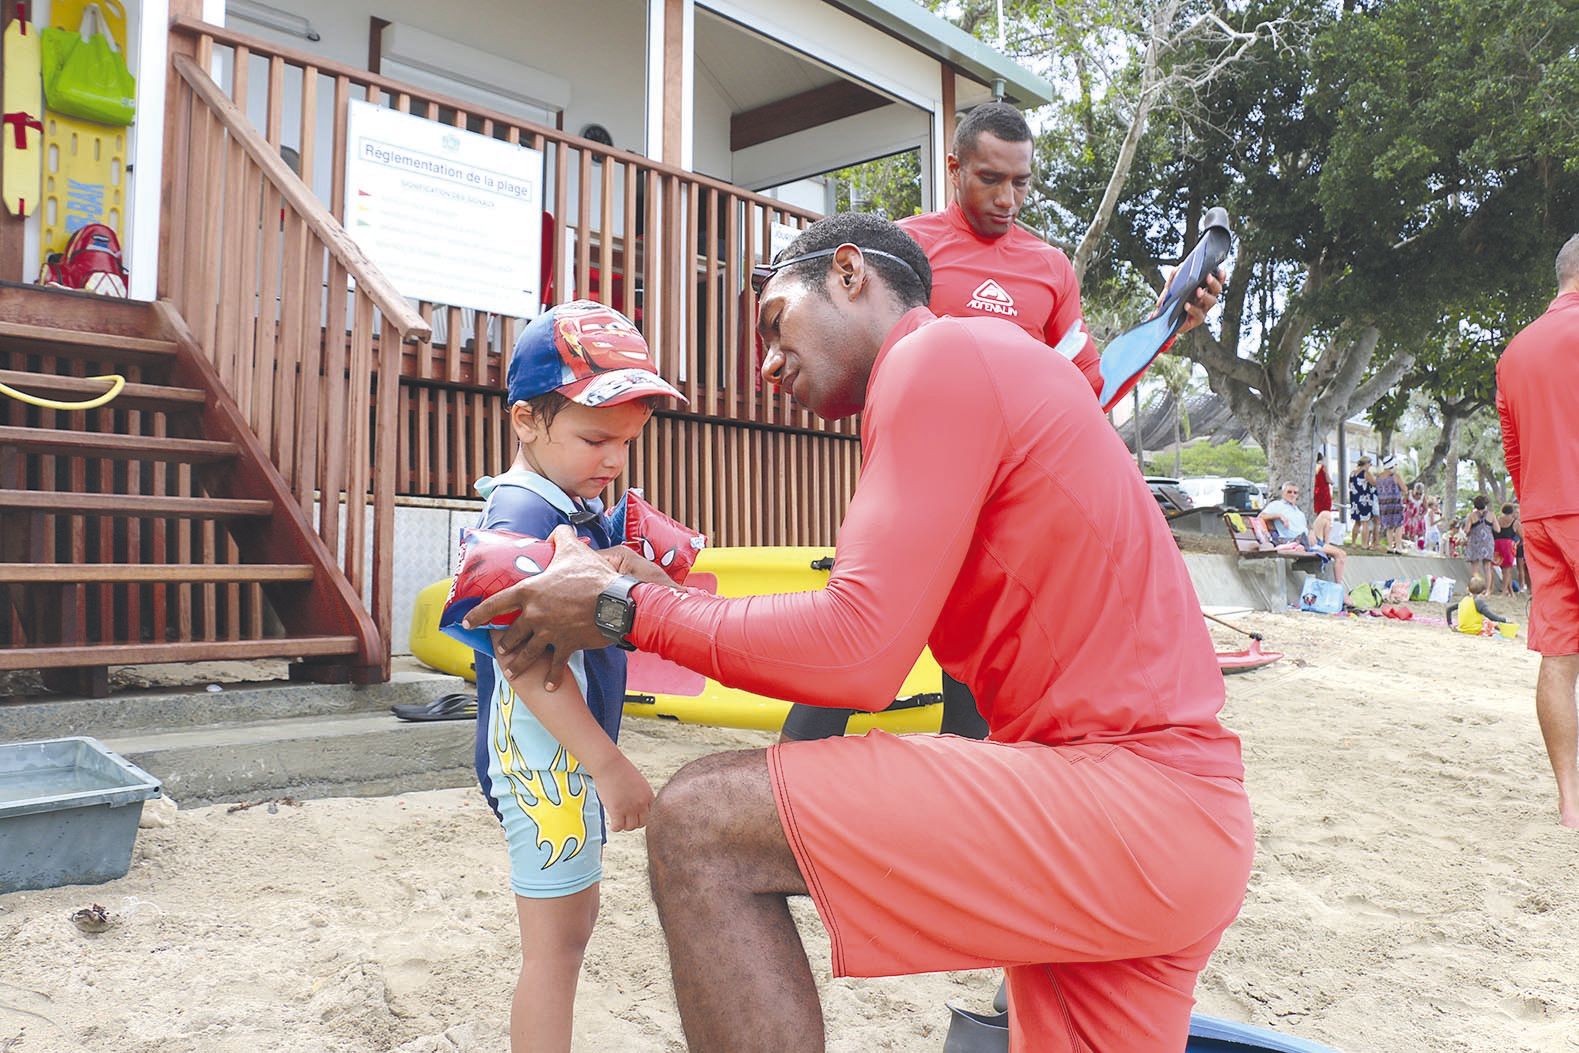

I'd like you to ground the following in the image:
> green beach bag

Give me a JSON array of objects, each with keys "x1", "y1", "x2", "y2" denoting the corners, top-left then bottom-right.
[
  {"x1": 41, "y1": 6, "x2": 137, "y2": 127},
  {"x1": 1347, "y1": 582, "x2": 1384, "y2": 611}
]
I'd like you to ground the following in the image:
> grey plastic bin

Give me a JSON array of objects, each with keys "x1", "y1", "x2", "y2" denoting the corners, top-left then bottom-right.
[{"x1": 0, "y1": 737, "x2": 161, "y2": 894}]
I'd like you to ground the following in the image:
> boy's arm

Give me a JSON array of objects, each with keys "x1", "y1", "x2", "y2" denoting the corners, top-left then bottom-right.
[{"x1": 491, "y1": 638, "x2": 654, "y2": 831}]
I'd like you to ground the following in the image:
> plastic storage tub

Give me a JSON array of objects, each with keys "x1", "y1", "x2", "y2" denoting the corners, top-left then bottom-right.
[{"x1": 0, "y1": 737, "x2": 161, "y2": 894}]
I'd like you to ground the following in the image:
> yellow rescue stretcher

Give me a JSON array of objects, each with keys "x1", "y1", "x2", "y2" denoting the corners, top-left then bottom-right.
[{"x1": 407, "y1": 547, "x2": 945, "y2": 734}]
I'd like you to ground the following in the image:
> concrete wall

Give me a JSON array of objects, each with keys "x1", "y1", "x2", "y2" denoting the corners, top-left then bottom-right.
[{"x1": 1182, "y1": 552, "x2": 1475, "y2": 612}]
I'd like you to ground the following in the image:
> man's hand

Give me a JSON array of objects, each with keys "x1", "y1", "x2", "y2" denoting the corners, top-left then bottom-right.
[
  {"x1": 464, "y1": 525, "x2": 620, "y2": 688},
  {"x1": 598, "y1": 542, "x2": 675, "y2": 586},
  {"x1": 1163, "y1": 267, "x2": 1226, "y2": 336}
]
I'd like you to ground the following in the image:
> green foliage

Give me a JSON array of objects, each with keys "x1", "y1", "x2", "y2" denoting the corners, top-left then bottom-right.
[
  {"x1": 1146, "y1": 440, "x2": 1267, "y2": 480},
  {"x1": 923, "y1": 0, "x2": 1577, "y2": 479},
  {"x1": 831, "y1": 151, "x2": 923, "y2": 221}
]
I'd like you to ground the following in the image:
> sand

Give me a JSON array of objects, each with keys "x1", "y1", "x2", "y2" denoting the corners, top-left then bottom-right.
[{"x1": 3, "y1": 599, "x2": 1577, "y2": 1053}]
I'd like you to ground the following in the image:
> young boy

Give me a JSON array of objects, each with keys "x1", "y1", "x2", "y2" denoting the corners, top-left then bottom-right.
[
  {"x1": 471, "y1": 299, "x2": 683, "y2": 1052},
  {"x1": 1449, "y1": 574, "x2": 1516, "y2": 636}
]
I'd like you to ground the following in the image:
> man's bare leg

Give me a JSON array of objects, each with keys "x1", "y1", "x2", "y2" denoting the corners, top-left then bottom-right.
[
  {"x1": 1535, "y1": 654, "x2": 1579, "y2": 828},
  {"x1": 647, "y1": 749, "x2": 823, "y2": 1052}
]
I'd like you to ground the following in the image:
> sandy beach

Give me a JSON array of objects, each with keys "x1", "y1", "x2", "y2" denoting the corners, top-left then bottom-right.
[{"x1": 3, "y1": 600, "x2": 1576, "y2": 1053}]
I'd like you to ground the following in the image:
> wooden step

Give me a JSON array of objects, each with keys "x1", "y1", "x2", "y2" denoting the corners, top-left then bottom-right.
[
  {"x1": 0, "y1": 369, "x2": 205, "y2": 414},
  {"x1": 0, "y1": 490, "x2": 273, "y2": 518},
  {"x1": 0, "y1": 563, "x2": 315, "y2": 583},
  {"x1": 0, "y1": 636, "x2": 361, "y2": 671},
  {"x1": 0, "y1": 320, "x2": 179, "y2": 360},
  {"x1": 0, "y1": 426, "x2": 237, "y2": 462}
]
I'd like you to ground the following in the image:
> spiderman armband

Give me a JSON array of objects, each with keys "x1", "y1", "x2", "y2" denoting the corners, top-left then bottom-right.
[
  {"x1": 438, "y1": 527, "x2": 584, "y2": 654},
  {"x1": 605, "y1": 490, "x2": 707, "y2": 584}
]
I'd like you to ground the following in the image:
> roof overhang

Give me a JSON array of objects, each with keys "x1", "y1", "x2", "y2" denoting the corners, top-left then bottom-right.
[{"x1": 822, "y1": 0, "x2": 1054, "y2": 108}]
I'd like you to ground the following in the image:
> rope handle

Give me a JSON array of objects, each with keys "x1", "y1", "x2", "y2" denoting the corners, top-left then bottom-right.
[{"x1": 0, "y1": 373, "x2": 125, "y2": 410}]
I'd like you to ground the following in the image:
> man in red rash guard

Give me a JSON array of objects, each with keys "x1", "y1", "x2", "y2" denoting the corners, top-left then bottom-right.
[
  {"x1": 785, "y1": 101, "x2": 1220, "y2": 744},
  {"x1": 897, "y1": 101, "x2": 1103, "y2": 397},
  {"x1": 466, "y1": 213, "x2": 1254, "y2": 1052},
  {"x1": 1498, "y1": 232, "x2": 1579, "y2": 829}
]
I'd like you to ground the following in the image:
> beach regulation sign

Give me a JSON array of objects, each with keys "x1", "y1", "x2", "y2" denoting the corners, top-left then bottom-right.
[{"x1": 343, "y1": 99, "x2": 545, "y2": 318}]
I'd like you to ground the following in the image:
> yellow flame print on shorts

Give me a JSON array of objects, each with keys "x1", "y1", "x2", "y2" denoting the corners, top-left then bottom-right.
[{"x1": 494, "y1": 685, "x2": 590, "y2": 868}]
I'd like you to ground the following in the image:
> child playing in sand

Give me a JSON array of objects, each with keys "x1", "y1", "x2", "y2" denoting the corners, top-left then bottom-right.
[
  {"x1": 470, "y1": 300, "x2": 684, "y2": 1053},
  {"x1": 1448, "y1": 574, "x2": 1516, "y2": 636}
]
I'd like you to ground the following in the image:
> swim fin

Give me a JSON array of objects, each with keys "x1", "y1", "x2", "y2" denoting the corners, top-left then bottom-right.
[{"x1": 1098, "y1": 207, "x2": 1233, "y2": 412}]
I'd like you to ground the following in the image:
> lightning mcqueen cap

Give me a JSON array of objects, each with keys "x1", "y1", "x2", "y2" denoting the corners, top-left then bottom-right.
[{"x1": 507, "y1": 299, "x2": 685, "y2": 408}]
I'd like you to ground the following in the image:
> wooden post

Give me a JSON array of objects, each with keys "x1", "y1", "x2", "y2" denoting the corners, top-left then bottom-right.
[
  {"x1": 940, "y1": 65, "x2": 956, "y2": 207},
  {"x1": 662, "y1": 0, "x2": 684, "y2": 167},
  {"x1": 157, "y1": 0, "x2": 207, "y2": 299}
]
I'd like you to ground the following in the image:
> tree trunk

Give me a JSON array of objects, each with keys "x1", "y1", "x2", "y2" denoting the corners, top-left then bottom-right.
[
  {"x1": 1070, "y1": 1, "x2": 1175, "y2": 282},
  {"x1": 1417, "y1": 408, "x2": 1463, "y2": 490},
  {"x1": 1443, "y1": 432, "x2": 1460, "y2": 519},
  {"x1": 1263, "y1": 419, "x2": 1315, "y2": 518}
]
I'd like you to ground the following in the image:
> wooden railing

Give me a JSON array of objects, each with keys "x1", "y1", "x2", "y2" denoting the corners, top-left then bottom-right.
[
  {"x1": 161, "y1": 46, "x2": 430, "y2": 668},
  {"x1": 167, "y1": 18, "x2": 862, "y2": 549}
]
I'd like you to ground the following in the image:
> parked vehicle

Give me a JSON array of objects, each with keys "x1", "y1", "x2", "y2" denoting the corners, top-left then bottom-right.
[
  {"x1": 1182, "y1": 476, "x2": 1265, "y2": 512},
  {"x1": 1144, "y1": 476, "x2": 1195, "y2": 515}
]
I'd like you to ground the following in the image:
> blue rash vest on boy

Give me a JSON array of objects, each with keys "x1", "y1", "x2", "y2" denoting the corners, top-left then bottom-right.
[{"x1": 471, "y1": 467, "x2": 627, "y2": 822}]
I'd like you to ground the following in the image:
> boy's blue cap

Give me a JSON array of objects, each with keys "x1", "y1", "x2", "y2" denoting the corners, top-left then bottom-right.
[{"x1": 507, "y1": 299, "x2": 685, "y2": 408}]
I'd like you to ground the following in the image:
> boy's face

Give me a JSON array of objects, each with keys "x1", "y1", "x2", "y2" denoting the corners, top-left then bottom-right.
[{"x1": 513, "y1": 398, "x2": 653, "y2": 501}]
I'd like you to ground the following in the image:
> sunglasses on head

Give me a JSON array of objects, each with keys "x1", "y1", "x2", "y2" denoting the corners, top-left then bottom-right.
[{"x1": 749, "y1": 244, "x2": 920, "y2": 295}]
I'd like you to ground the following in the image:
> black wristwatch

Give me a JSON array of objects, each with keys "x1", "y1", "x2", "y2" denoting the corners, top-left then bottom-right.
[{"x1": 594, "y1": 575, "x2": 640, "y2": 650}]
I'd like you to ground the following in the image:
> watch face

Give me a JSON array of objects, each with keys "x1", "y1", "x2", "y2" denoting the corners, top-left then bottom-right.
[{"x1": 596, "y1": 592, "x2": 632, "y2": 634}]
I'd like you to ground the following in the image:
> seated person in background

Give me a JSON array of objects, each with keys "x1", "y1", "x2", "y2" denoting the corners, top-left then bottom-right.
[
  {"x1": 1450, "y1": 574, "x2": 1517, "y2": 635},
  {"x1": 1259, "y1": 481, "x2": 1348, "y2": 581}
]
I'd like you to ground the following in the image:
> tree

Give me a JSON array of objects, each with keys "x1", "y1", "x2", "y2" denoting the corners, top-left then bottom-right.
[
  {"x1": 930, "y1": 1, "x2": 1297, "y2": 281},
  {"x1": 832, "y1": 150, "x2": 923, "y2": 220},
  {"x1": 1149, "y1": 354, "x2": 1199, "y2": 476},
  {"x1": 1458, "y1": 407, "x2": 1511, "y2": 509},
  {"x1": 1104, "y1": 0, "x2": 1579, "y2": 504}
]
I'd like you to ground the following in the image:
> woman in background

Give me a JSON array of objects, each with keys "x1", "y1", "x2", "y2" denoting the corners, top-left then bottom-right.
[
  {"x1": 1349, "y1": 455, "x2": 1378, "y2": 549},
  {"x1": 1376, "y1": 455, "x2": 1407, "y2": 552}
]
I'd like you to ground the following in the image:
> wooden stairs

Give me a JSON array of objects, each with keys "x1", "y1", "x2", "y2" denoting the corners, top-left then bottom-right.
[{"x1": 0, "y1": 283, "x2": 382, "y2": 695}]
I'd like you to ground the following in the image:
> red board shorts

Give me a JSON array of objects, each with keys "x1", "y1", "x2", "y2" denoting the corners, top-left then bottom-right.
[
  {"x1": 1494, "y1": 538, "x2": 1517, "y2": 568},
  {"x1": 1524, "y1": 515, "x2": 1579, "y2": 656},
  {"x1": 768, "y1": 731, "x2": 1254, "y2": 1052}
]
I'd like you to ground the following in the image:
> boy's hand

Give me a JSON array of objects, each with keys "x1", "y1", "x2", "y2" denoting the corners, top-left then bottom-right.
[
  {"x1": 464, "y1": 525, "x2": 618, "y2": 688},
  {"x1": 598, "y1": 544, "x2": 674, "y2": 586},
  {"x1": 593, "y1": 755, "x2": 655, "y2": 832}
]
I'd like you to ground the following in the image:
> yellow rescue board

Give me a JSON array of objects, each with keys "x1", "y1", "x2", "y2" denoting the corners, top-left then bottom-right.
[
  {"x1": 407, "y1": 547, "x2": 946, "y2": 734},
  {"x1": 41, "y1": 0, "x2": 128, "y2": 262},
  {"x1": 2, "y1": 15, "x2": 44, "y2": 216}
]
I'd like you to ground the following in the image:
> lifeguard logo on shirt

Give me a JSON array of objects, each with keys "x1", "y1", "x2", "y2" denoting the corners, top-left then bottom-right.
[{"x1": 966, "y1": 278, "x2": 1019, "y2": 318}]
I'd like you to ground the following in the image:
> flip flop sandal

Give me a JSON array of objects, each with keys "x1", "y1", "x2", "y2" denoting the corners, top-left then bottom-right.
[{"x1": 390, "y1": 692, "x2": 478, "y2": 722}]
